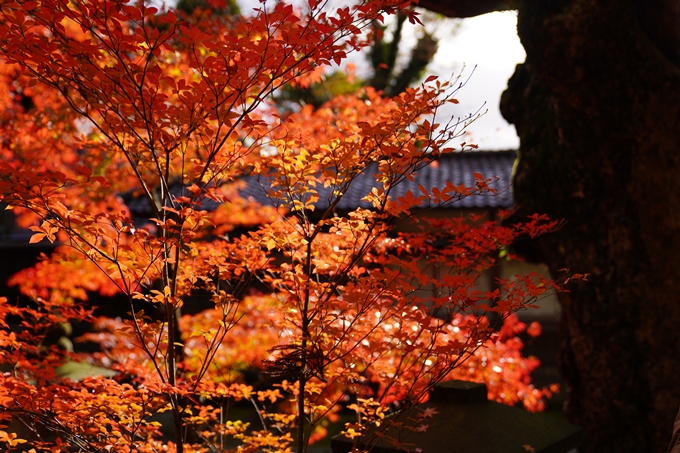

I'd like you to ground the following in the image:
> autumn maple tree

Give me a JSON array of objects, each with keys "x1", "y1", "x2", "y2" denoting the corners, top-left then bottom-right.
[{"x1": 0, "y1": 0, "x2": 576, "y2": 452}]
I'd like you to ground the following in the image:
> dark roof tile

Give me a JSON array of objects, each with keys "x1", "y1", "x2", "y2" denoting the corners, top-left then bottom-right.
[
  {"x1": 239, "y1": 150, "x2": 516, "y2": 211},
  {"x1": 127, "y1": 150, "x2": 516, "y2": 216}
]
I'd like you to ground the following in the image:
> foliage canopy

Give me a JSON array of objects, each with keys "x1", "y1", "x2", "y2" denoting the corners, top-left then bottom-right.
[{"x1": 0, "y1": 0, "x2": 577, "y2": 452}]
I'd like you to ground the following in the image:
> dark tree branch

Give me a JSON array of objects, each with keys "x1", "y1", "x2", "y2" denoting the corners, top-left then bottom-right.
[{"x1": 416, "y1": 0, "x2": 512, "y2": 18}]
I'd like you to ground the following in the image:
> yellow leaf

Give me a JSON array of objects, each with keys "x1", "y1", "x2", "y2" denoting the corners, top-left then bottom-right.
[
  {"x1": 0, "y1": 430, "x2": 28, "y2": 446},
  {"x1": 342, "y1": 428, "x2": 362, "y2": 439},
  {"x1": 29, "y1": 233, "x2": 46, "y2": 244}
]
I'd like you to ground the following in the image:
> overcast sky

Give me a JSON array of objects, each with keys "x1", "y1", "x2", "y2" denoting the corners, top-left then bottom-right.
[
  {"x1": 430, "y1": 12, "x2": 526, "y2": 150},
  {"x1": 233, "y1": 2, "x2": 527, "y2": 150},
  {"x1": 343, "y1": 9, "x2": 527, "y2": 150}
]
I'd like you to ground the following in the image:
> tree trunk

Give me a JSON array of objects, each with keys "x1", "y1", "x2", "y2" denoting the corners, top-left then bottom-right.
[{"x1": 498, "y1": 1, "x2": 680, "y2": 452}]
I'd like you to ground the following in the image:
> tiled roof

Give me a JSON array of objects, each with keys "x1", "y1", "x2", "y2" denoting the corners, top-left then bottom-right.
[
  {"x1": 127, "y1": 150, "x2": 516, "y2": 216},
  {"x1": 1, "y1": 152, "x2": 516, "y2": 249},
  {"x1": 241, "y1": 150, "x2": 516, "y2": 211}
]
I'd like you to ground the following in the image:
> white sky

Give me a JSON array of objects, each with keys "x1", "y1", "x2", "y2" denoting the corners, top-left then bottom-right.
[
  {"x1": 235, "y1": 2, "x2": 527, "y2": 150},
  {"x1": 375, "y1": 9, "x2": 526, "y2": 150},
  {"x1": 430, "y1": 11, "x2": 526, "y2": 150}
]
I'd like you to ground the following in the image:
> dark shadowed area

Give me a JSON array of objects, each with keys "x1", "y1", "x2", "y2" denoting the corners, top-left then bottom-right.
[{"x1": 418, "y1": 0, "x2": 680, "y2": 452}]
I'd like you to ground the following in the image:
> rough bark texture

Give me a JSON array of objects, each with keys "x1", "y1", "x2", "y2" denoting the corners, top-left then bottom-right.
[
  {"x1": 422, "y1": 0, "x2": 680, "y2": 451},
  {"x1": 499, "y1": 1, "x2": 680, "y2": 452}
]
